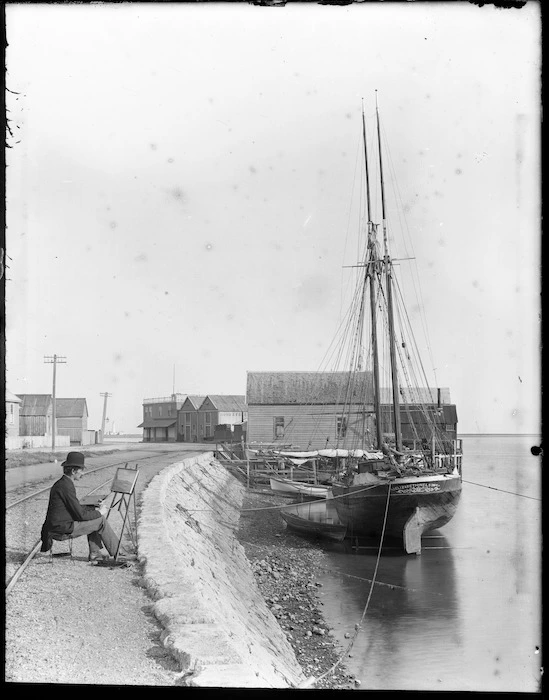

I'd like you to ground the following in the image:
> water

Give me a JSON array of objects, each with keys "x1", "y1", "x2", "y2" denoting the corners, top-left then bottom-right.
[{"x1": 317, "y1": 435, "x2": 542, "y2": 692}]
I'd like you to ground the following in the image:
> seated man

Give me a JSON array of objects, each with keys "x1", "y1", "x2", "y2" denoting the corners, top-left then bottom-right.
[{"x1": 40, "y1": 451, "x2": 120, "y2": 562}]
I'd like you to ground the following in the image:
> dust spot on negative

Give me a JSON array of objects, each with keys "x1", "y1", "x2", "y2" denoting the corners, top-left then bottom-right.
[
  {"x1": 167, "y1": 158, "x2": 174, "y2": 163},
  {"x1": 134, "y1": 253, "x2": 148, "y2": 263},
  {"x1": 455, "y1": 168, "x2": 462, "y2": 175},
  {"x1": 249, "y1": 166, "x2": 257, "y2": 174},
  {"x1": 150, "y1": 143, "x2": 158, "y2": 150},
  {"x1": 205, "y1": 243, "x2": 213, "y2": 252},
  {"x1": 171, "y1": 187, "x2": 186, "y2": 203},
  {"x1": 110, "y1": 221, "x2": 117, "y2": 229}
]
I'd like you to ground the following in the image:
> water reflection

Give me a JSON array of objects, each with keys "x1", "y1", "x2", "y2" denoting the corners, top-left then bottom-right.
[
  {"x1": 316, "y1": 436, "x2": 541, "y2": 691},
  {"x1": 319, "y1": 535, "x2": 461, "y2": 689}
]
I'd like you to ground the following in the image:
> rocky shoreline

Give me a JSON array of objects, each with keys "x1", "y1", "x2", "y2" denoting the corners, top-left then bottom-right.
[{"x1": 236, "y1": 489, "x2": 358, "y2": 690}]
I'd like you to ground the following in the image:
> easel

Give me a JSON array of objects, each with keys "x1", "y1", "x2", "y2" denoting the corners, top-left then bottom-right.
[{"x1": 105, "y1": 463, "x2": 139, "y2": 561}]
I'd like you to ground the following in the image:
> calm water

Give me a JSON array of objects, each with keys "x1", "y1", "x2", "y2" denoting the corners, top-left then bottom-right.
[{"x1": 317, "y1": 435, "x2": 542, "y2": 692}]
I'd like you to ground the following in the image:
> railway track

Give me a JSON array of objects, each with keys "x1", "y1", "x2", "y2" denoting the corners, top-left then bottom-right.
[{"x1": 5, "y1": 448, "x2": 206, "y2": 595}]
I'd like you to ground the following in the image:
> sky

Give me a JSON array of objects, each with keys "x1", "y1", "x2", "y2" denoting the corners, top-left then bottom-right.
[{"x1": 5, "y1": 2, "x2": 541, "y2": 435}]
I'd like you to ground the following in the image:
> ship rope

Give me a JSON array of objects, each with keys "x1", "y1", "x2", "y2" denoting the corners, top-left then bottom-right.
[
  {"x1": 298, "y1": 482, "x2": 392, "y2": 688},
  {"x1": 185, "y1": 480, "x2": 388, "y2": 516},
  {"x1": 381, "y1": 118, "x2": 439, "y2": 383},
  {"x1": 461, "y1": 479, "x2": 540, "y2": 501}
]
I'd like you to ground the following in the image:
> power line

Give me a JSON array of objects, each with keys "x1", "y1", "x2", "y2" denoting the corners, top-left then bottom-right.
[{"x1": 44, "y1": 355, "x2": 67, "y2": 451}]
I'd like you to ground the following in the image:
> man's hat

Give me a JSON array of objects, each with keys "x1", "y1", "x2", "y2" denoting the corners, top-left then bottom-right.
[{"x1": 61, "y1": 451, "x2": 86, "y2": 469}]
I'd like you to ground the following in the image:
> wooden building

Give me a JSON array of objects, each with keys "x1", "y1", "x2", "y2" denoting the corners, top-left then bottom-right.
[
  {"x1": 56, "y1": 398, "x2": 89, "y2": 445},
  {"x1": 5, "y1": 391, "x2": 21, "y2": 438},
  {"x1": 17, "y1": 394, "x2": 53, "y2": 436},
  {"x1": 246, "y1": 372, "x2": 457, "y2": 451},
  {"x1": 139, "y1": 393, "x2": 187, "y2": 442},
  {"x1": 379, "y1": 387, "x2": 458, "y2": 446},
  {"x1": 197, "y1": 395, "x2": 248, "y2": 442},
  {"x1": 246, "y1": 372, "x2": 375, "y2": 451},
  {"x1": 177, "y1": 395, "x2": 206, "y2": 442}
]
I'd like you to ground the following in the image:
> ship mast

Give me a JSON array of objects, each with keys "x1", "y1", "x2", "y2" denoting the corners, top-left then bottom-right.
[
  {"x1": 361, "y1": 101, "x2": 383, "y2": 450},
  {"x1": 376, "y1": 96, "x2": 403, "y2": 453}
]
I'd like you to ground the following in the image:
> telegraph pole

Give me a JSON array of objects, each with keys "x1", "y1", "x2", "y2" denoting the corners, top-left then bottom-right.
[
  {"x1": 44, "y1": 354, "x2": 67, "y2": 451},
  {"x1": 100, "y1": 392, "x2": 112, "y2": 438}
]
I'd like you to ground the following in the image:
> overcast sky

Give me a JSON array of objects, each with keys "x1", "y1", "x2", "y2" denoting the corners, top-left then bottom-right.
[{"x1": 5, "y1": 2, "x2": 541, "y2": 435}]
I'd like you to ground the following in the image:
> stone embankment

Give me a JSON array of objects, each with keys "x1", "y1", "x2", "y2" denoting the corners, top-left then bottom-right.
[{"x1": 138, "y1": 452, "x2": 305, "y2": 688}]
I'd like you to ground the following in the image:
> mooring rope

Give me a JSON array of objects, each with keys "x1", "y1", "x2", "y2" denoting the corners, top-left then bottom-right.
[
  {"x1": 462, "y1": 479, "x2": 540, "y2": 501},
  {"x1": 297, "y1": 482, "x2": 392, "y2": 688},
  {"x1": 184, "y1": 480, "x2": 387, "y2": 515}
]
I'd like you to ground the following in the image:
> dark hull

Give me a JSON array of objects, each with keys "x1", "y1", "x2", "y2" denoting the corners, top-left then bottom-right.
[
  {"x1": 332, "y1": 475, "x2": 462, "y2": 553},
  {"x1": 280, "y1": 499, "x2": 347, "y2": 542}
]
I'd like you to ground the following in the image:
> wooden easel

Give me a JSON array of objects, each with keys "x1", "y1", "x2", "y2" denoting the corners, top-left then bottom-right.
[{"x1": 105, "y1": 463, "x2": 139, "y2": 561}]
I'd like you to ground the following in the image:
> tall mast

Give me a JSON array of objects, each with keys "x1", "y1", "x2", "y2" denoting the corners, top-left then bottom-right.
[
  {"x1": 376, "y1": 95, "x2": 403, "y2": 452},
  {"x1": 361, "y1": 101, "x2": 383, "y2": 449}
]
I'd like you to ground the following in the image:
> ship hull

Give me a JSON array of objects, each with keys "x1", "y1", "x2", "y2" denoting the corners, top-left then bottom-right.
[{"x1": 332, "y1": 474, "x2": 462, "y2": 553}]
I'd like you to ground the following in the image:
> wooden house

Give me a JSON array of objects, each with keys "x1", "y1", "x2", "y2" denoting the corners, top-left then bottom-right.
[
  {"x1": 17, "y1": 394, "x2": 53, "y2": 436},
  {"x1": 197, "y1": 395, "x2": 248, "y2": 442},
  {"x1": 246, "y1": 372, "x2": 375, "y2": 451},
  {"x1": 246, "y1": 372, "x2": 458, "y2": 451},
  {"x1": 5, "y1": 390, "x2": 21, "y2": 438},
  {"x1": 379, "y1": 387, "x2": 458, "y2": 447},
  {"x1": 138, "y1": 393, "x2": 187, "y2": 442},
  {"x1": 56, "y1": 398, "x2": 89, "y2": 445},
  {"x1": 177, "y1": 395, "x2": 206, "y2": 442}
]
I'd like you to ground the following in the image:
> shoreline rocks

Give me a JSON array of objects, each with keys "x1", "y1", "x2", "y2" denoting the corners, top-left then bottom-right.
[{"x1": 236, "y1": 489, "x2": 353, "y2": 690}]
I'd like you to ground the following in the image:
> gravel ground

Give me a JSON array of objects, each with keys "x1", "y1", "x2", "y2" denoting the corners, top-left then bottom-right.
[
  {"x1": 236, "y1": 489, "x2": 357, "y2": 690},
  {"x1": 5, "y1": 455, "x2": 188, "y2": 686},
  {"x1": 6, "y1": 454, "x2": 356, "y2": 689}
]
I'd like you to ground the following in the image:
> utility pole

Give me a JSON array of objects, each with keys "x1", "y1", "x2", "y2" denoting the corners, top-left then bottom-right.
[
  {"x1": 44, "y1": 354, "x2": 67, "y2": 451},
  {"x1": 100, "y1": 392, "x2": 112, "y2": 438}
]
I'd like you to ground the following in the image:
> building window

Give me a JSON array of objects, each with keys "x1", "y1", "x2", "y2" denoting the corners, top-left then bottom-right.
[
  {"x1": 337, "y1": 416, "x2": 348, "y2": 438},
  {"x1": 185, "y1": 413, "x2": 191, "y2": 425},
  {"x1": 168, "y1": 407, "x2": 172, "y2": 417},
  {"x1": 274, "y1": 416, "x2": 284, "y2": 439},
  {"x1": 158, "y1": 406, "x2": 163, "y2": 416},
  {"x1": 445, "y1": 424, "x2": 455, "y2": 431},
  {"x1": 10, "y1": 405, "x2": 14, "y2": 424},
  {"x1": 205, "y1": 412, "x2": 212, "y2": 425}
]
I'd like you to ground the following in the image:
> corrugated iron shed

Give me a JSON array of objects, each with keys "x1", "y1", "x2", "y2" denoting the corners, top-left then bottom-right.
[
  {"x1": 246, "y1": 371, "x2": 374, "y2": 406},
  {"x1": 204, "y1": 395, "x2": 247, "y2": 412},
  {"x1": 16, "y1": 394, "x2": 52, "y2": 415},
  {"x1": 56, "y1": 398, "x2": 89, "y2": 418}
]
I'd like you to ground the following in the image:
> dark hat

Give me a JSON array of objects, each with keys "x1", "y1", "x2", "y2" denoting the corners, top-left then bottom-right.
[{"x1": 61, "y1": 451, "x2": 86, "y2": 469}]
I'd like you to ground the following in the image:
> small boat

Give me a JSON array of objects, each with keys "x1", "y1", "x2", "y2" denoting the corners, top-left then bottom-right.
[
  {"x1": 280, "y1": 499, "x2": 347, "y2": 541},
  {"x1": 269, "y1": 476, "x2": 332, "y2": 498}
]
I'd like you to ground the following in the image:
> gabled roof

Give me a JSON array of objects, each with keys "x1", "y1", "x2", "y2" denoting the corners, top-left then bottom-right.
[
  {"x1": 17, "y1": 394, "x2": 52, "y2": 415},
  {"x1": 180, "y1": 395, "x2": 207, "y2": 410},
  {"x1": 5, "y1": 390, "x2": 22, "y2": 404},
  {"x1": 246, "y1": 372, "x2": 373, "y2": 406},
  {"x1": 56, "y1": 398, "x2": 89, "y2": 418},
  {"x1": 202, "y1": 395, "x2": 248, "y2": 412}
]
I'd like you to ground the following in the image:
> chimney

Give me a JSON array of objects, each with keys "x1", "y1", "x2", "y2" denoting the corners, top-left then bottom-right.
[{"x1": 437, "y1": 388, "x2": 441, "y2": 408}]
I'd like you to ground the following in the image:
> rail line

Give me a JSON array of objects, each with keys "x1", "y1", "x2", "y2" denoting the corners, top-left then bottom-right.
[
  {"x1": 5, "y1": 449, "x2": 196, "y2": 596},
  {"x1": 6, "y1": 451, "x2": 171, "y2": 510}
]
